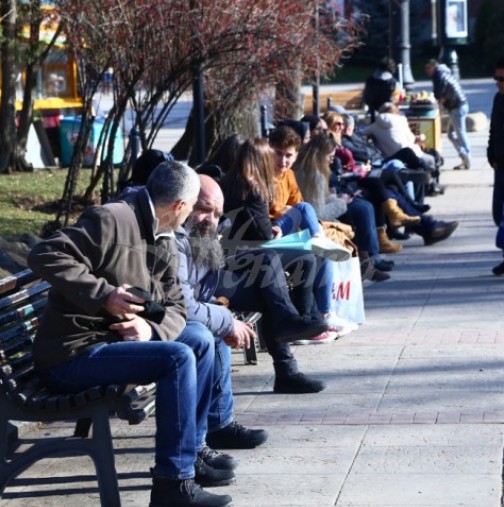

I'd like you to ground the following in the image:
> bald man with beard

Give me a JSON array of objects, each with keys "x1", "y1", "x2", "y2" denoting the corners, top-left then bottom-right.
[{"x1": 175, "y1": 176, "x2": 329, "y2": 447}]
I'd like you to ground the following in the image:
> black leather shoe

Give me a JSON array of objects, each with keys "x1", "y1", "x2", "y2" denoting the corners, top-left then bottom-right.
[
  {"x1": 275, "y1": 315, "x2": 328, "y2": 343},
  {"x1": 206, "y1": 421, "x2": 268, "y2": 450},
  {"x1": 492, "y1": 260, "x2": 504, "y2": 276},
  {"x1": 274, "y1": 372, "x2": 326, "y2": 394},
  {"x1": 423, "y1": 220, "x2": 459, "y2": 246},
  {"x1": 373, "y1": 259, "x2": 394, "y2": 272},
  {"x1": 194, "y1": 456, "x2": 235, "y2": 487},
  {"x1": 371, "y1": 268, "x2": 391, "y2": 282},
  {"x1": 198, "y1": 445, "x2": 237, "y2": 470},
  {"x1": 150, "y1": 474, "x2": 232, "y2": 507},
  {"x1": 412, "y1": 202, "x2": 431, "y2": 213},
  {"x1": 387, "y1": 228, "x2": 411, "y2": 240}
]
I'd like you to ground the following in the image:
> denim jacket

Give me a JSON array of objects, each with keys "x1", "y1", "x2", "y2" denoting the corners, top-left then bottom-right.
[{"x1": 175, "y1": 227, "x2": 234, "y2": 338}]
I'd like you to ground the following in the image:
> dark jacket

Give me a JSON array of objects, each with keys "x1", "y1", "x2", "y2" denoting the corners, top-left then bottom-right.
[
  {"x1": 363, "y1": 70, "x2": 397, "y2": 113},
  {"x1": 488, "y1": 92, "x2": 504, "y2": 169},
  {"x1": 220, "y1": 178, "x2": 273, "y2": 246},
  {"x1": 342, "y1": 133, "x2": 383, "y2": 166},
  {"x1": 431, "y1": 64, "x2": 467, "y2": 110},
  {"x1": 28, "y1": 188, "x2": 186, "y2": 370}
]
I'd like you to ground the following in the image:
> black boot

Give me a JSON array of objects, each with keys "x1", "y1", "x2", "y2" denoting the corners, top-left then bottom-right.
[
  {"x1": 198, "y1": 445, "x2": 238, "y2": 470},
  {"x1": 194, "y1": 455, "x2": 236, "y2": 487},
  {"x1": 206, "y1": 421, "x2": 268, "y2": 449},
  {"x1": 274, "y1": 372, "x2": 326, "y2": 394},
  {"x1": 150, "y1": 474, "x2": 232, "y2": 507}
]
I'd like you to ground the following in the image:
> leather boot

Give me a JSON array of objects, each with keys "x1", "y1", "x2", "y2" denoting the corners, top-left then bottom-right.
[
  {"x1": 150, "y1": 472, "x2": 232, "y2": 507},
  {"x1": 381, "y1": 198, "x2": 421, "y2": 228},
  {"x1": 377, "y1": 227, "x2": 402, "y2": 254}
]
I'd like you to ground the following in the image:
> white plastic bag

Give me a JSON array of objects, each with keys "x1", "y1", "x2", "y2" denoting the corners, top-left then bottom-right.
[{"x1": 331, "y1": 256, "x2": 365, "y2": 324}]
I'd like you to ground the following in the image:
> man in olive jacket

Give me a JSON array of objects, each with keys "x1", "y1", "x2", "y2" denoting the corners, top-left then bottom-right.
[{"x1": 28, "y1": 161, "x2": 232, "y2": 507}]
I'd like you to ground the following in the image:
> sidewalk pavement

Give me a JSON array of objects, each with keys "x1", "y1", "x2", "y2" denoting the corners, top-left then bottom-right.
[{"x1": 4, "y1": 80, "x2": 504, "y2": 507}]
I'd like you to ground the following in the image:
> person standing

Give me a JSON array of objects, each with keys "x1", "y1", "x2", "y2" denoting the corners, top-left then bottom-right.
[
  {"x1": 363, "y1": 57, "x2": 400, "y2": 122},
  {"x1": 488, "y1": 59, "x2": 504, "y2": 275},
  {"x1": 425, "y1": 58, "x2": 471, "y2": 170}
]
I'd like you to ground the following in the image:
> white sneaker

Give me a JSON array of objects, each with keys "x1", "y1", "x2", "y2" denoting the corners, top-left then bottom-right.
[
  {"x1": 325, "y1": 313, "x2": 358, "y2": 337},
  {"x1": 293, "y1": 331, "x2": 338, "y2": 345},
  {"x1": 310, "y1": 236, "x2": 351, "y2": 262}
]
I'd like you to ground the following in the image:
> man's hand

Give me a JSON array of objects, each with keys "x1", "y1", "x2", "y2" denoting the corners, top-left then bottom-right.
[
  {"x1": 109, "y1": 315, "x2": 153, "y2": 341},
  {"x1": 224, "y1": 318, "x2": 257, "y2": 349},
  {"x1": 104, "y1": 285, "x2": 146, "y2": 320},
  {"x1": 271, "y1": 225, "x2": 283, "y2": 238}
]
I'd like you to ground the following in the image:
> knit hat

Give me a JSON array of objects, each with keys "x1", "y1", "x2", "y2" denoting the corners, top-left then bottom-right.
[
  {"x1": 277, "y1": 119, "x2": 309, "y2": 144},
  {"x1": 130, "y1": 149, "x2": 174, "y2": 186}
]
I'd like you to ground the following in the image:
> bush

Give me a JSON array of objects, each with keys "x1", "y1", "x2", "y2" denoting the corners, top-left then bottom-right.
[{"x1": 474, "y1": 0, "x2": 504, "y2": 70}]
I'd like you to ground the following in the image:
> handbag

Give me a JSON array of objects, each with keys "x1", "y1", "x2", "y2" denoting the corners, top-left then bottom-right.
[{"x1": 330, "y1": 256, "x2": 365, "y2": 325}]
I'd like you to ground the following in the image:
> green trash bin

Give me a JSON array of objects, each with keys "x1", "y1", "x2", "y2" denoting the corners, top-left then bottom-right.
[{"x1": 59, "y1": 116, "x2": 124, "y2": 167}]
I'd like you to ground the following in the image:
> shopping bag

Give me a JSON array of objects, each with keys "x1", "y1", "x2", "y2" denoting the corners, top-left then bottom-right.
[
  {"x1": 260, "y1": 229, "x2": 312, "y2": 252},
  {"x1": 330, "y1": 256, "x2": 365, "y2": 325}
]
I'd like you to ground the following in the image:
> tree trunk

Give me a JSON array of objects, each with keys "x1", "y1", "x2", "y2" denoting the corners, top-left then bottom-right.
[
  {"x1": 274, "y1": 64, "x2": 303, "y2": 124},
  {"x1": 173, "y1": 97, "x2": 258, "y2": 166},
  {"x1": 0, "y1": 0, "x2": 18, "y2": 174},
  {"x1": 17, "y1": 0, "x2": 42, "y2": 170}
]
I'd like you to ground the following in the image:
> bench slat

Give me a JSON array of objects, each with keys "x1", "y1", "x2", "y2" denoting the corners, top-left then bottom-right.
[
  {"x1": 0, "y1": 269, "x2": 158, "y2": 506},
  {"x1": 0, "y1": 269, "x2": 39, "y2": 296}
]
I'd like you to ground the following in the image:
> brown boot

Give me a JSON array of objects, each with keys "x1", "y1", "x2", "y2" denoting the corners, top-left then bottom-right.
[
  {"x1": 377, "y1": 227, "x2": 403, "y2": 254},
  {"x1": 381, "y1": 198, "x2": 421, "y2": 228}
]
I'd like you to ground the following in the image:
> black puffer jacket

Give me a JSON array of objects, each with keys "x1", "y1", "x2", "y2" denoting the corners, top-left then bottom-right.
[
  {"x1": 431, "y1": 64, "x2": 467, "y2": 110},
  {"x1": 488, "y1": 92, "x2": 504, "y2": 169}
]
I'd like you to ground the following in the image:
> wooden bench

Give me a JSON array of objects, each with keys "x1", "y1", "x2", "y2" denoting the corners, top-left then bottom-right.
[
  {"x1": 303, "y1": 89, "x2": 364, "y2": 115},
  {"x1": 0, "y1": 269, "x2": 157, "y2": 506}
]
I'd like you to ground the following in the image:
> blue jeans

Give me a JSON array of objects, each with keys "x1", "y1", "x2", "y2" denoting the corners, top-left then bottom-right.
[
  {"x1": 447, "y1": 103, "x2": 470, "y2": 158},
  {"x1": 273, "y1": 202, "x2": 321, "y2": 236},
  {"x1": 208, "y1": 337, "x2": 234, "y2": 433},
  {"x1": 38, "y1": 321, "x2": 214, "y2": 480},
  {"x1": 347, "y1": 197, "x2": 379, "y2": 257}
]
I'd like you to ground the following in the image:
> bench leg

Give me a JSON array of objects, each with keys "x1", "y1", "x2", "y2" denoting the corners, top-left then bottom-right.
[
  {"x1": 90, "y1": 411, "x2": 122, "y2": 507},
  {"x1": 0, "y1": 409, "x2": 121, "y2": 507}
]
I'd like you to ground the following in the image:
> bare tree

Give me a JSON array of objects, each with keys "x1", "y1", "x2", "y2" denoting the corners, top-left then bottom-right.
[
  {"x1": 0, "y1": 0, "x2": 18, "y2": 174},
  {"x1": 0, "y1": 1, "x2": 62, "y2": 174}
]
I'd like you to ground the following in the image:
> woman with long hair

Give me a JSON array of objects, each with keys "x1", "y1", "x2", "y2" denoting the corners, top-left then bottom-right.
[
  {"x1": 293, "y1": 133, "x2": 346, "y2": 221},
  {"x1": 220, "y1": 138, "x2": 278, "y2": 242},
  {"x1": 220, "y1": 137, "x2": 351, "y2": 341}
]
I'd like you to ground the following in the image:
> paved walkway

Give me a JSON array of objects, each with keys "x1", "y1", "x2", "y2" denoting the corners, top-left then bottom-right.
[{"x1": 3, "y1": 80, "x2": 504, "y2": 507}]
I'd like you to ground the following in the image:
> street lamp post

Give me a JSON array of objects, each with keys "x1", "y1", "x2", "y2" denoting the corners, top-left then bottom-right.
[
  {"x1": 390, "y1": 0, "x2": 415, "y2": 89},
  {"x1": 192, "y1": 65, "x2": 206, "y2": 165}
]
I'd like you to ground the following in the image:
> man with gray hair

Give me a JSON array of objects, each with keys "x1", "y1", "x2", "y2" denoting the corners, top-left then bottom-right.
[{"x1": 28, "y1": 161, "x2": 233, "y2": 507}]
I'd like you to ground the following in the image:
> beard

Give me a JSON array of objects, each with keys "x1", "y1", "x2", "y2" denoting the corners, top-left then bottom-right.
[{"x1": 186, "y1": 220, "x2": 225, "y2": 272}]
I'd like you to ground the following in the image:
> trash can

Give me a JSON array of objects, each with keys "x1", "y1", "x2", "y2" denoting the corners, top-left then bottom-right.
[
  {"x1": 59, "y1": 116, "x2": 124, "y2": 167},
  {"x1": 405, "y1": 105, "x2": 442, "y2": 153}
]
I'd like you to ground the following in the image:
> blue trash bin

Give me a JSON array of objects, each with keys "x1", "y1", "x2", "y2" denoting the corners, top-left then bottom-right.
[{"x1": 59, "y1": 116, "x2": 124, "y2": 167}]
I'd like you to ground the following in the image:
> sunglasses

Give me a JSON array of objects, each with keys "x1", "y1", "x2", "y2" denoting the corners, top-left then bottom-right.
[
  {"x1": 334, "y1": 122, "x2": 344, "y2": 126},
  {"x1": 494, "y1": 76, "x2": 504, "y2": 82}
]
